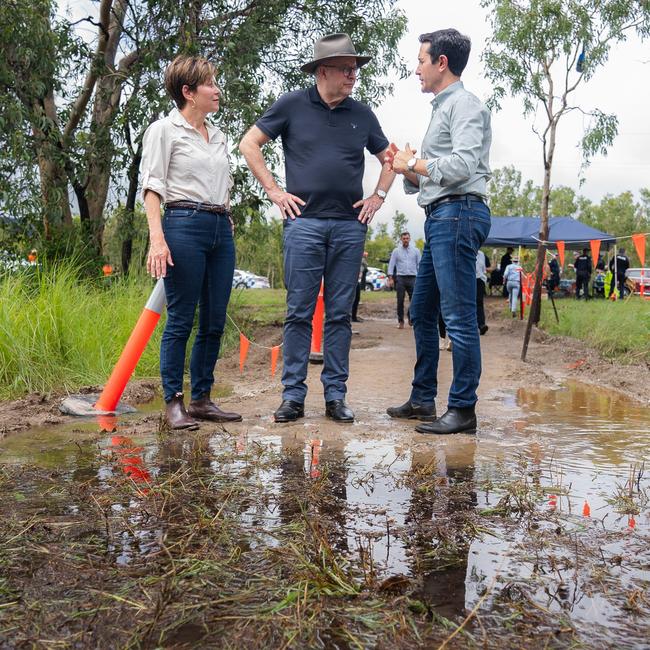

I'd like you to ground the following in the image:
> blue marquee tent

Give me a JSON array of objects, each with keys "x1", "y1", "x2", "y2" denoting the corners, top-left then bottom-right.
[{"x1": 484, "y1": 216, "x2": 616, "y2": 249}]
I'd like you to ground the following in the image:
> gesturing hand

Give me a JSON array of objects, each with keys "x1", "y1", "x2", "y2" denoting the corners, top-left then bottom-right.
[
  {"x1": 387, "y1": 143, "x2": 417, "y2": 175},
  {"x1": 147, "y1": 237, "x2": 174, "y2": 279},
  {"x1": 268, "y1": 188, "x2": 306, "y2": 220}
]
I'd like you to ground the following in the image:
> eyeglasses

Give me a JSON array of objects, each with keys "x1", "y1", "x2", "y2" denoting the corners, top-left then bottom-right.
[{"x1": 321, "y1": 64, "x2": 361, "y2": 78}]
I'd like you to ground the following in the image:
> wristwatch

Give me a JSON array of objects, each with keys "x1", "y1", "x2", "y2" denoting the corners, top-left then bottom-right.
[
  {"x1": 376, "y1": 189, "x2": 387, "y2": 199},
  {"x1": 407, "y1": 157, "x2": 418, "y2": 171}
]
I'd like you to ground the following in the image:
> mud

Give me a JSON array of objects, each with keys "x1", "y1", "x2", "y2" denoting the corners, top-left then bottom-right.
[{"x1": 1, "y1": 294, "x2": 649, "y2": 647}]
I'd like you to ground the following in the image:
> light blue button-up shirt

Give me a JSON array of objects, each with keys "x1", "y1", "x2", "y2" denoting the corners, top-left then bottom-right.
[
  {"x1": 388, "y1": 244, "x2": 421, "y2": 276},
  {"x1": 404, "y1": 81, "x2": 492, "y2": 207}
]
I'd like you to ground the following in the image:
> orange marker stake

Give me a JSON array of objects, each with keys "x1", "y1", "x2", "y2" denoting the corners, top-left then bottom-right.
[
  {"x1": 549, "y1": 494, "x2": 557, "y2": 511},
  {"x1": 582, "y1": 500, "x2": 591, "y2": 517},
  {"x1": 309, "y1": 280, "x2": 325, "y2": 363},
  {"x1": 95, "y1": 280, "x2": 166, "y2": 413},
  {"x1": 270, "y1": 345, "x2": 280, "y2": 376},
  {"x1": 239, "y1": 333, "x2": 250, "y2": 373}
]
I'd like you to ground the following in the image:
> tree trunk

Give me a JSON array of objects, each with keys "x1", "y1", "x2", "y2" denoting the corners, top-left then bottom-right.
[
  {"x1": 121, "y1": 146, "x2": 142, "y2": 274},
  {"x1": 31, "y1": 91, "x2": 73, "y2": 236},
  {"x1": 521, "y1": 118, "x2": 556, "y2": 361}
]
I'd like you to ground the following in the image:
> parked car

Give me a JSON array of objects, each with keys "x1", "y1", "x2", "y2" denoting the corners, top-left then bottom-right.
[
  {"x1": 365, "y1": 266, "x2": 388, "y2": 291},
  {"x1": 232, "y1": 269, "x2": 271, "y2": 289}
]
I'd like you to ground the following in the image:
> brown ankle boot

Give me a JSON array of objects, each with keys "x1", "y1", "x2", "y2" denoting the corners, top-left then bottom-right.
[
  {"x1": 165, "y1": 393, "x2": 199, "y2": 430},
  {"x1": 188, "y1": 395, "x2": 242, "y2": 423}
]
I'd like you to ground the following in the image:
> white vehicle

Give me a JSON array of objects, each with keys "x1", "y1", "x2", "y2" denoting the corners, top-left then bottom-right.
[
  {"x1": 365, "y1": 266, "x2": 388, "y2": 291},
  {"x1": 232, "y1": 269, "x2": 271, "y2": 289}
]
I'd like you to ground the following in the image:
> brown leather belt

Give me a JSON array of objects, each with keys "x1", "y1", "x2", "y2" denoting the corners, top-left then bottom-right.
[
  {"x1": 424, "y1": 193, "x2": 485, "y2": 216},
  {"x1": 166, "y1": 200, "x2": 227, "y2": 215}
]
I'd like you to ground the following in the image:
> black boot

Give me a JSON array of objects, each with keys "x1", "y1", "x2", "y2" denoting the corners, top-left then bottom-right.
[
  {"x1": 386, "y1": 400, "x2": 436, "y2": 421},
  {"x1": 273, "y1": 400, "x2": 305, "y2": 423},
  {"x1": 325, "y1": 399, "x2": 354, "y2": 422},
  {"x1": 415, "y1": 407, "x2": 476, "y2": 435}
]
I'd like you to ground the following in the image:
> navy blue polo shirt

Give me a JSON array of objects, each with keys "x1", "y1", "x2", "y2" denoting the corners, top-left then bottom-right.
[{"x1": 256, "y1": 86, "x2": 389, "y2": 219}]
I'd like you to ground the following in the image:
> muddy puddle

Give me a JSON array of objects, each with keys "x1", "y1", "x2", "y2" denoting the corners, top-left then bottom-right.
[{"x1": 1, "y1": 381, "x2": 649, "y2": 647}]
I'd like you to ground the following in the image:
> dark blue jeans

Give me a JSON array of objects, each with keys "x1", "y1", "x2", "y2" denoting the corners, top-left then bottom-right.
[
  {"x1": 282, "y1": 217, "x2": 366, "y2": 403},
  {"x1": 410, "y1": 198, "x2": 491, "y2": 409},
  {"x1": 160, "y1": 207, "x2": 235, "y2": 402}
]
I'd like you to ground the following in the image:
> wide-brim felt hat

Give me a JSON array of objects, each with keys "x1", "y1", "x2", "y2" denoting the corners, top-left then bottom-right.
[{"x1": 300, "y1": 33, "x2": 372, "y2": 73}]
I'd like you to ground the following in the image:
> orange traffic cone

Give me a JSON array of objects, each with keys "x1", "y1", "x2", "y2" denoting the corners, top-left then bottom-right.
[
  {"x1": 95, "y1": 279, "x2": 166, "y2": 413},
  {"x1": 309, "y1": 280, "x2": 325, "y2": 364},
  {"x1": 582, "y1": 500, "x2": 591, "y2": 517}
]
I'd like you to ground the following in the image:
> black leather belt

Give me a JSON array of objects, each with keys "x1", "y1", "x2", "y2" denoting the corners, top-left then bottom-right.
[
  {"x1": 424, "y1": 193, "x2": 485, "y2": 216},
  {"x1": 166, "y1": 200, "x2": 227, "y2": 215}
]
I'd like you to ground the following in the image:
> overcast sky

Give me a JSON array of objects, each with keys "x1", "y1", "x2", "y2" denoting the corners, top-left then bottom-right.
[{"x1": 363, "y1": 0, "x2": 650, "y2": 238}]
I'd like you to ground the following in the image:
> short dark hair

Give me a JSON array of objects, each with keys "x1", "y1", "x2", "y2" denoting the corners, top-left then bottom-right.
[
  {"x1": 165, "y1": 55, "x2": 216, "y2": 109},
  {"x1": 419, "y1": 29, "x2": 471, "y2": 76},
  {"x1": 400, "y1": 231, "x2": 410, "y2": 237}
]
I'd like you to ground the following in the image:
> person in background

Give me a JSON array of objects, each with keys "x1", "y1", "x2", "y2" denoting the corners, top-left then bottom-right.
[
  {"x1": 141, "y1": 55, "x2": 242, "y2": 430},
  {"x1": 387, "y1": 231, "x2": 421, "y2": 328},
  {"x1": 547, "y1": 252, "x2": 560, "y2": 299},
  {"x1": 609, "y1": 248, "x2": 630, "y2": 299},
  {"x1": 475, "y1": 249, "x2": 491, "y2": 335},
  {"x1": 352, "y1": 251, "x2": 369, "y2": 322},
  {"x1": 574, "y1": 248, "x2": 592, "y2": 299},
  {"x1": 503, "y1": 257, "x2": 522, "y2": 316},
  {"x1": 239, "y1": 33, "x2": 394, "y2": 424},
  {"x1": 500, "y1": 246, "x2": 514, "y2": 297}
]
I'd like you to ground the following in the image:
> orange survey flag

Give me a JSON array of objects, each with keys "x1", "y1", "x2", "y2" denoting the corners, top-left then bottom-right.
[
  {"x1": 239, "y1": 334, "x2": 250, "y2": 373},
  {"x1": 632, "y1": 233, "x2": 646, "y2": 266},
  {"x1": 270, "y1": 345, "x2": 280, "y2": 376},
  {"x1": 590, "y1": 240, "x2": 601, "y2": 269},
  {"x1": 556, "y1": 240, "x2": 565, "y2": 267}
]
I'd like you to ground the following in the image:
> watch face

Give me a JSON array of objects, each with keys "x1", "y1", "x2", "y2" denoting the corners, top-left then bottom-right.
[
  {"x1": 408, "y1": 157, "x2": 417, "y2": 169},
  {"x1": 377, "y1": 190, "x2": 387, "y2": 199}
]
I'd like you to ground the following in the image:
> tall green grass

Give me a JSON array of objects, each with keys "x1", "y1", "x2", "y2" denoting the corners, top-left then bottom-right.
[
  {"x1": 0, "y1": 265, "x2": 286, "y2": 399},
  {"x1": 538, "y1": 297, "x2": 650, "y2": 362}
]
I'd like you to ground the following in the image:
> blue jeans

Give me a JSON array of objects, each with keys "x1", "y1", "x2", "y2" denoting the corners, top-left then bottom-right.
[
  {"x1": 410, "y1": 198, "x2": 491, "y2": 409},
  {"x1": 160, "y1": 208, "x2": 235, "y2": 402},
  {"x1": 282, "y1": 217, "x2": 366, "y2": 403}
]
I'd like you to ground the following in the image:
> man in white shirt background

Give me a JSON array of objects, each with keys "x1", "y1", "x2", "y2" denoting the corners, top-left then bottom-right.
[{"x1": 387, "y1": 231, "x2": 421, "y2": 329}]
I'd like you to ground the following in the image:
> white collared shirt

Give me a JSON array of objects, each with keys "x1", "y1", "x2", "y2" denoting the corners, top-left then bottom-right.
[{"x1": 140, "y1": 108, "x2": 233, "y2": 205}]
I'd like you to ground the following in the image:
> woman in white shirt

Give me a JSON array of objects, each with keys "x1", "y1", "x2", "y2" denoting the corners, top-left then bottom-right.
[{"x1": 141, "y1": 55, "x2": 241, "y2": 429}]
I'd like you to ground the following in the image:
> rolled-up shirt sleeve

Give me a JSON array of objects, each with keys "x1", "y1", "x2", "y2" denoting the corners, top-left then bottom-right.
[
  {"x1": 403, "y1": 176, "x2": 420, "y2": 195},
  {"x1": 426, "y1": 97, "x2": 486, "y2": 188},
  {"x1": 140, "y1": 120, "x2": 170, "y2": 203}
]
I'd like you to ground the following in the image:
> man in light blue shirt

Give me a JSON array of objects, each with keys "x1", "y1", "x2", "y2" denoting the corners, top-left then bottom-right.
[
  {"x1": 386, "y1": 28, "x2": 492, "y2": 435},
  {"x1": 387, "y1": 231, "x2": 421, "y2": 328}
]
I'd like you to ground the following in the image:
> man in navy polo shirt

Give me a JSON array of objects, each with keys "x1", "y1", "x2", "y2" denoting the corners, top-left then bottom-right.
[{"x1": 239, "y1": 33, "x2": 394, "y2": 423}]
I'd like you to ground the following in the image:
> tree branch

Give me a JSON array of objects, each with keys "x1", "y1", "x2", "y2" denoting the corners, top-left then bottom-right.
[{"x1": 63, "y1": 0, "x2": 113, "y2": 140}]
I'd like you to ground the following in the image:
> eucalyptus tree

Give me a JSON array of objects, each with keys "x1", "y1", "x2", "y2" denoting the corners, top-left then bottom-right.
[
  {"x1": 481, "y1": 0, "x2": 650, "y2": 359},
  {"x1": 0, "y1": 0, "x2": 407, "y2": 265}
]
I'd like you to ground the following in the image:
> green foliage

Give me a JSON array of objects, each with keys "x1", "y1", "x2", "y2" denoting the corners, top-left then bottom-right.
[
  {"x1": 538, "y1": 298, "x2": 650, "y2": 363},
  {"x1": 234, "y1": 217, "x2": 284, "y2": 288},
  {"x1": 0, "y1": 0, "x2": 408, "y2": 254},
  {"x1": 488, "y1": 165, "x2": 577, "y2": 216},
  {"x1": 0, "y1": 263, "x2": 289, "y2": 399},
  {"x1": 391, "y1": 210, "x2": 408, "y2": 240}
]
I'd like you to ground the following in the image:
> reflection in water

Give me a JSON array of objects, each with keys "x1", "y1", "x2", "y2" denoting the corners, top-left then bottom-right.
[
  {"x1": 0, "y1": 381, "x2": 649, "y2": 639},
  {"x1": 405, "y1": 438, "x2": 477, "y2": 618}
]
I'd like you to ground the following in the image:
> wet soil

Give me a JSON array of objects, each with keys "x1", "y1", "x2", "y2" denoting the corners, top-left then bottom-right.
[{"x1": 1, "y1": 294, "x2": 649, "y2": 648}]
